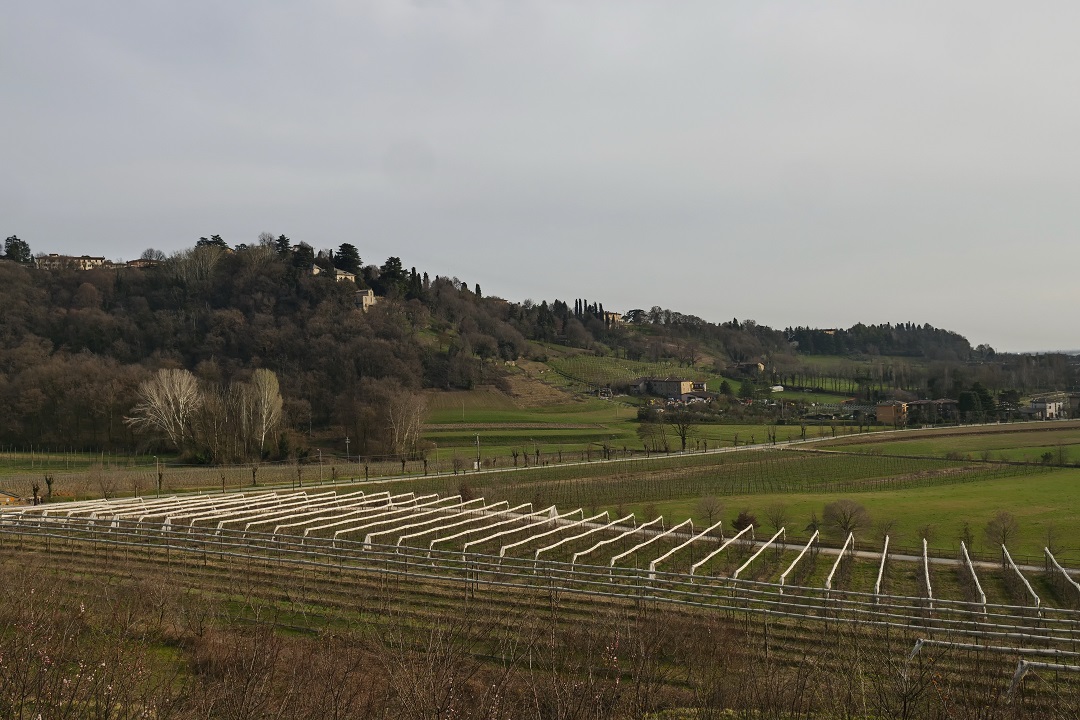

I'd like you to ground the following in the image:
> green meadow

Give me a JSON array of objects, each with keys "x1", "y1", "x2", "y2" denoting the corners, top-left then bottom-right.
[
  {"x1": 822, "y1": 425, "x2": 1080, "y2": 463},
  {"x1": 600, "y1": 467, "x2": 1080, "y2": 564}
]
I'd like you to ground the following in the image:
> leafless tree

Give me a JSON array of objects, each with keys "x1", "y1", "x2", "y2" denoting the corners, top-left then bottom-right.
[
  {"x1": 125, "y1": 368, "x2": 202, "y2": 450},
  {"x1": 985, "y1": 511, "x2": 1020, "y2": 566},
  {"x1": 697, "y1": 496, "x2": 723, "y2": 527},
  {"x1": 636, "y1": 421, "x2": 669, "y2": 453},
  {"x1": 918, "y1": 523, "x2": 936, "y2": 544},
  {"x1": 250, "y1": 369, "x2": 283, "y2": 457},
  {"x1": 385, "y1": 389, "x2": 428, "y2": 458},
  {"x1": 183, "y1": 375, "x2": 278, "y2": 463},
  {"x1": 191, "y1": 382, "x2": 250, "y2": 463},
  {"x1": 679, "y1": 341, "x2": 700, "y2": 368},
  {"x1": 666, "y1": 411, "x2": 697, "y2": 452},
  {"x1": 168, "y1": 243, "x2": 225, "y2": 291},
  {"x1": 764, "y1": 502, "x2": 790, "y2": 533},
  {"x1": 876, "y1": 518, "x2": 897, "y2": 543},
  {"x1": 958, "y1": 521, "x2": 975, "y2": 552},
  {"x1": 1046, "y1": 523, "x2": 1062, "y2": 556}
]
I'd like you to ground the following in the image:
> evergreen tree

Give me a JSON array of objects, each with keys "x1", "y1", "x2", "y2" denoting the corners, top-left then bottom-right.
[
  {"x1": 971, "y1": 382, "x2": 996, "y2": 417},
  {"x1": 378, "y1": 256, "x2": 406, "y2": 295},
  {"x1": 738, "y1": 380, "x2": 757, "y2": 401},
  {"x1": 197, "y1": 234, "x2": 229, "y2": 249},
  {"x1": 4, "y1": 235, "x2": 32, "y2": 264},
  {"x1": 407, "y1": 268, "x2": 424, "y2": 300},
  {"x1": 335, "y1": 243, "x2": 361, "y2": 273},
  {"x1": 292, "y1": 242, "x2": 315, "y2": 268}
]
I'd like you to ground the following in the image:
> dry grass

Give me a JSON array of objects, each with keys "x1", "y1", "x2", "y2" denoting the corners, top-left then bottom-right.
[{"x1": 502, "y1": 369, "x2": 577, "y2": 407}]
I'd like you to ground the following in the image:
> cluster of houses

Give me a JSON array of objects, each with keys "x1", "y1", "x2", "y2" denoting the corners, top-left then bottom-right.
[
  {"x1": 33, "y1": 253, "x2": 159, "y2": 271},
  {"x1": 31, "y1": 253, "x2": 383, "y2": 313},
  {"x1": 308, "y1": 266, "x2": 381, "y2": 311},
  {"x1": 628, "y1": 374, "x2": 1077, "y2": 424},
  {"x1": 870, "y1": 394, "x2": 1077, "y2": 424}
]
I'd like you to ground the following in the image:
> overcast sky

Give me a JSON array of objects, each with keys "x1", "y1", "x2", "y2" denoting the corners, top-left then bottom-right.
[{"x1": 4, "y1": 1, "x2": 1078, "y2": 352}]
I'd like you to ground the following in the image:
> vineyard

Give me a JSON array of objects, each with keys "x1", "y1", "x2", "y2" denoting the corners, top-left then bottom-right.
[
  {"x1": 547, "y1": 356, "x2": 698, "y2": 389},
  {"x1": 5, "y1": 488, "x2": 1080, "y2": 712}
]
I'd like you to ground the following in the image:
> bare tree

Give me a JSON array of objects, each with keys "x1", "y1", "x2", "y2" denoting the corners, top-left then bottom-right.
[
  {"x1": 250, "y1": 369, "x2": 283, "y2": 457},
  {"x1": 764, "y1": 502, "x2": 790, "y2": 533},
  {"x1": 233, "y1": 379, "x2": 257, "y2": 458},
  {"x1": 666, "y1": 411, "x2": 697, "y2": 452},
  {"x1": 823, "y1": 499, "x2": 871, "y2": 537},
  {"x1": 918, "y1": 523, "x2": 936, "y2": 544},
  {"x1": 125, "y1": 368, "x2": 202, "y2": 450},
  {"x1": 876, "y1": 517, "x2": 897, "y2": 543},
  {"x1": 679, "y1": 341, "x2": 700, "y2": 368},
  {"x1": 958, "y1": 521, "x2": 975, "y2": 551},
  {"x1": 169, "y1": 243, "x2": 225, "y2": 291},
  {"x1": 636, "y1": 421, "x2": 669, "y2": 453},
  {"x1": 985, "y1": 511, "x2": 1020, "y2": 566},
  {"x1": 385, "y1": 389, "x2": 428, "y2": 459},
  {"x1": 191, "y1": 383, "x2": 244, "y2": 463},
  {"x1": 1046, "y1": 523, "x2": 1062, "y2": 556},
  {"x1": 697, "y1": 496, "x2": 723, "y2": 527}
]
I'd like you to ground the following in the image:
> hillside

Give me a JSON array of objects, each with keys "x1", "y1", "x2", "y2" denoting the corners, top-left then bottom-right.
[{"x1": 0, "y1": 240, "x2": 1075, "y2": 460}]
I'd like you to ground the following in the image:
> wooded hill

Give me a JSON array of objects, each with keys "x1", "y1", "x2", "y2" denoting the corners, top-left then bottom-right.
[{"x1": 0, "y1": 237, "x2": 1074, "y2": 456}]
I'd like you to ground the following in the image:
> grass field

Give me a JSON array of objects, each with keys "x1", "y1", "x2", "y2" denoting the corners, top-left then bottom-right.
[
  {"x1": 425, "y1": 385, "x2": 522, "y2": 418},
  {"x1": 426, "y1": 421, "x2": 863, "y2": 455},
  {"x1": 822, "y1": 424, "x2": 1080, "y2": 463},
  {"x1": 547, "y1": 354, "x2": 855, "y2": 403},
  {"x1": 773, "y1": 388, "x2": 854, "y2": 403},
  {"x1": 422, "y1": 379, "x2": 863, "y2": 454},
  {"x1": 8, "y1": 412, "x2": 1080, "y2": 576},
  {"x1": 598, "y1": 467, "x2": 1080, "y2": 564},
  {"x1": 0, "y1": 447, "x2": 172, "y2": 478}
]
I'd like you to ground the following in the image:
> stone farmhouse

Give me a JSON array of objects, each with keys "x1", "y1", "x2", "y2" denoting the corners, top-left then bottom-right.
[
  {"x1": 355, "y1": 288, "x2": 380, "y2": 312},
  {"x1": 1029, "y1": 397, "x2": 1065, "y2": 420},
  {"x1": 311, "y1": 264, "x2": 356, "y2": 283},
  {"x1": 633, "y1": 377, "x2": 707, "y2": 399}
]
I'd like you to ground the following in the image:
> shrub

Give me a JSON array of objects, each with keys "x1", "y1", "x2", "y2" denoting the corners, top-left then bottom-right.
[{"x1": 732, "y1": 510, "x2": 758, "y2": 531}]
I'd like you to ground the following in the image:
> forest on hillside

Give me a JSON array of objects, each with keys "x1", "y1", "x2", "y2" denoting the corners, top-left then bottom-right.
[{"x1": 1, "y1": 234, "x2": 1075, "y2": 459}]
